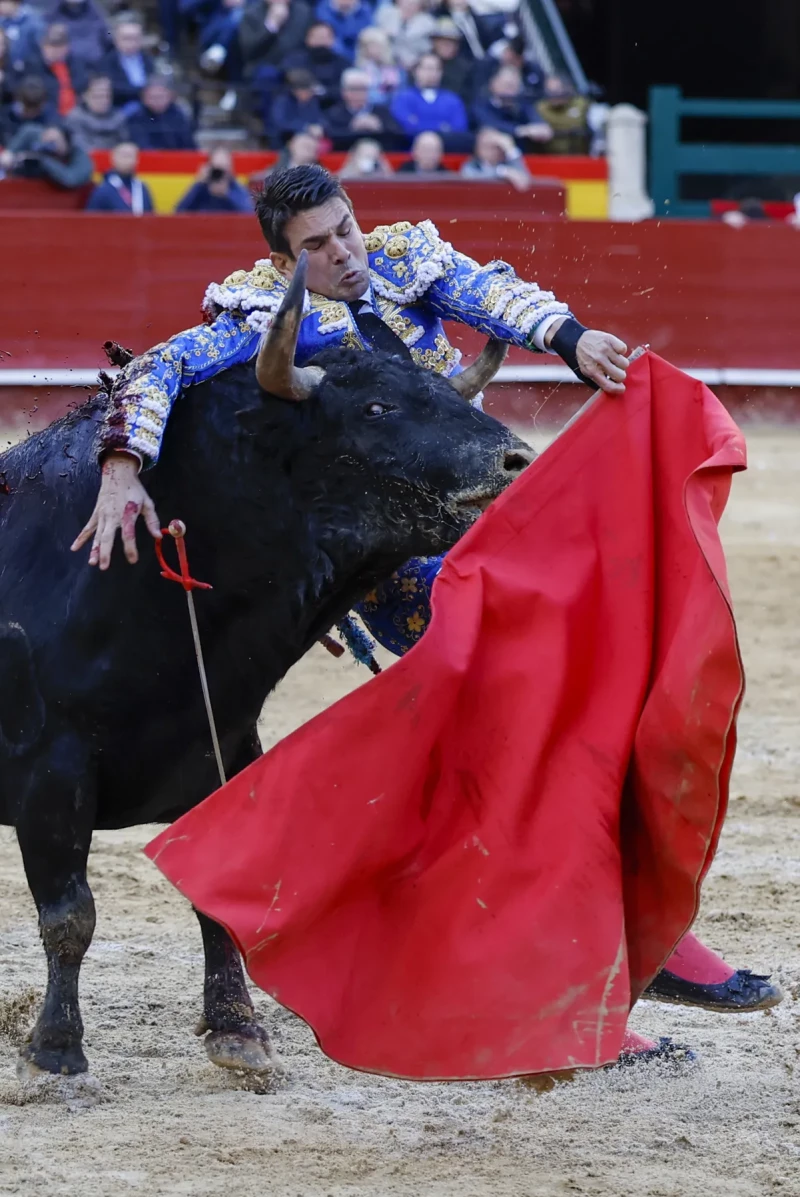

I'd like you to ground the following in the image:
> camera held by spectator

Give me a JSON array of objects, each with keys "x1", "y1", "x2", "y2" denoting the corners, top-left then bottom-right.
[
  {"x1": 176, "y1": 145, "x2": 253, "y2": 212},
  {"x1": 0, "y1": 117, "x2": 92, "y2": 186}
]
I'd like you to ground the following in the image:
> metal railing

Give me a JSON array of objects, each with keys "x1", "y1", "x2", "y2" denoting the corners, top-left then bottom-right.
[
  {"x1": 649, "y1": 85, "x2": 800, "y2": 216},
  {"x1": 519, "y1": 0, "x2": 589, "y2": 95}
]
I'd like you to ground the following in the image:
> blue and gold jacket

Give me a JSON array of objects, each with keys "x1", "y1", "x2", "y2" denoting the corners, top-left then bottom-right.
[
  {"x1": 102, "y1": 219, "x2": 573, "y2": 658},
  {"x1": 102, "y1": 218, "x2": 571, "y2": 464}
]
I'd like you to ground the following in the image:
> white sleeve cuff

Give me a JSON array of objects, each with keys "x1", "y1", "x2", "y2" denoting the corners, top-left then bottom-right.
[{"x1": 531, "y1": 313, "x2": 568, "y2": 353}]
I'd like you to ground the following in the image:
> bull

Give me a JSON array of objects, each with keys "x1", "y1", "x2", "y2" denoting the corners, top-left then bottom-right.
[{"x1": 0, "y1": 257, "x2": 534, "y2": 1080}]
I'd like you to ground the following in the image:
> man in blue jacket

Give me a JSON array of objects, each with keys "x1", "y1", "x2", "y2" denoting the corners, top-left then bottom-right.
[
  {"x1": 389, "y1": 52, "x2": 469, "y2": 150},
  {"x1": 85, "y1": 139, "x2": 154, "y2": 212},
  {"x1": 126, "y1": 77, "x2": 195, "y2": 150}
]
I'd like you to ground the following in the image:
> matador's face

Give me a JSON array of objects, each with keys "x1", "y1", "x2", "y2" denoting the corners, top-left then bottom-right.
[{"x1": 271, "y1": 197, "x2": 371, "y2": 304}]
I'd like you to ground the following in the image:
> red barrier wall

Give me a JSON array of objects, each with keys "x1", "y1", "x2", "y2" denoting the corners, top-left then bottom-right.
[{"x1": 2, "y1": 213, "x2": 800, "y2": 372}]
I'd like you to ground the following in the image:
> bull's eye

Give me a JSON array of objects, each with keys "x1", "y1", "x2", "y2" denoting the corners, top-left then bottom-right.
[{"x1": 364, "y1": 402, "x2": 392, "y2": 418}]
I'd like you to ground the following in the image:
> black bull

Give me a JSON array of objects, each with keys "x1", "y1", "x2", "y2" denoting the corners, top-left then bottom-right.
[{"x1": 0, "y1": 281, "x2": 534, "y2": 1080}]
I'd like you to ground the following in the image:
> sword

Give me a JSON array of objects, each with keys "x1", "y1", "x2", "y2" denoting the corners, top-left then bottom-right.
[{"x1": 155, "y1": 520, "x2": 227, "y2": 788}]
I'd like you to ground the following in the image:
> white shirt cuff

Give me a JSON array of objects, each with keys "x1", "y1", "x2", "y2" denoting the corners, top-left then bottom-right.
[{"x1": 531, "y1": 313, "x2": 568, "y2": 353}]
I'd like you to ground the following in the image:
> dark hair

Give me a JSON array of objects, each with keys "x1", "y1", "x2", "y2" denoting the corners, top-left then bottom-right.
[
  {"x1": 15, "y1": 75, "x2": 48, "y2": 105},
  {"x1": 254, "y1": 165, "x2": 351, "y2": 255}
]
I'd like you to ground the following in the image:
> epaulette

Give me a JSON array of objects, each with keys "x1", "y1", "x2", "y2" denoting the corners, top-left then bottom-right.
[{"x1": 366, "y1": 220, "x2": 456, "y2": 304}]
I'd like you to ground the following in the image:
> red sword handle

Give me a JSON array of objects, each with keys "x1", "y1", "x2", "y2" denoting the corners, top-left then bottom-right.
[{"x1": 154, "y1": 519, "x2": 213, "y2": 593}]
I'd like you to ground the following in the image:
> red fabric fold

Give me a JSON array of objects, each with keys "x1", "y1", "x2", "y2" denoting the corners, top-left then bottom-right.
[{"x1": 146, "y1": 351, "x2": 746, "y2": 1080}]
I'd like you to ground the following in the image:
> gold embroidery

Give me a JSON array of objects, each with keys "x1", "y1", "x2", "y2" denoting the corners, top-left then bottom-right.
[
  {"x1": 411, "y1": 334, "x2": 458, "y2": 376},
  {"x1": 364, "y1": 225, "x2": 390, "y2": 253},
  {"x1": 390, "y1": 221, "x2": 413, "y2": 234},
  {"x1": 385, "y1": 235, "x2": 410, "y2": 259},
  {"x1": 308, "y1": 293, "x2": 348, "y2": 328},
  {"x1": 248, "y1": 262, "x2": 284, "y2": 291},
  {"x1": 223, "y1": 268, "x2": 249, "y2": 286},
  {"x1": 341, "y1": 328, "x2": 365, "y2": 350},
  {"x1": 384, "y1": 311, "x2": 419, "y2": 344}
]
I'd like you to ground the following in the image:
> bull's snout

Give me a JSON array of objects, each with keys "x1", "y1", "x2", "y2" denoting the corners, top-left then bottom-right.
[{"x1": 502, "y1": 444, "x2": 537, "y2": 480}]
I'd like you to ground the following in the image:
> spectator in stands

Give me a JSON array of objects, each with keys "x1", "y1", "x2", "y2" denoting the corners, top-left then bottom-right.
[
  {"x1": 175, "y1": 145, "x2": 253, "y2": 211},
  {"x1": 376, "y1": 0, "x2": 436, "y2": 71},
  {"x1": 85, "y1": 138, "x2": 154, "y2": 210},
  {"x1": 66, "y1": 73, "x2": 127, "y2": 148},
  {"x1": 354, "y1": 26, "x2": 403, "y2": 105},
  {"x1": 283, "y1": 21, "x2": 348, "y2": 103},
  {"x1": 99, "y1": 15, "x2": 154, "y2": 109},
  {"x1": 324, "y1": 66, "x2": 402, "y2": 150},
  {"x1": 460, "y1": 124, "x2": 530, "y2": 188},
  {"x1": 536, "y1": 73, "x2": 589, "y2": 154},
  {"x1": 0, "y1": 0, "x2": 41, "y2": 67},
  {"x1": 338, "y1": 135, "x2": 393, "y2": 177},
  {"x1": 127, "y1": 77, "x2": 195, "y2": 148},
  {"x1": 484, "y1": 35, "x2": 544, "y2": 98},
  {"x1": 396, "y1": 128, "x2": 450, "y2": 173},
  {"x1": 429, "y1": 17, "x2": 470, "y2": 97},
  {"x1": 0, "y1": 28, "x2": 18, "y2": 106},
  {"x1": 0, "y1": 119, "x2": 92, "y2": 185},
  {"x1": 195, "y1": 0, "x2": 247, "y2": 81},
  {"x1": 473, "y1": 64, "x2": 552, "y2": 150},
  {"x1": 0, "y1": 74, "x2": 51, "y2": 145},
  {"x1": 314, "y1": 0, "x2": 371, "y2": 62},
  {"x1": 239, "y1": 0, "x2": 312, "y2": 79},
  {"x1": 251, "y1": 127, "x2": 320, "y2": 181},
  {"x1": 434, "y1": 0, "x2": 495, "y2": 59},
  {"x1": 24, "y1": 22, "x2": 88, "y2": 116},
  {"x1": 44, "y1": 0, "x2": 110, "y2": 70},
  {"x1": 268, "y1": 67, "x2": 324, "y2": 146},
  {"x1": 389, "y1": 51, "x2": 468, "y2": 148}
]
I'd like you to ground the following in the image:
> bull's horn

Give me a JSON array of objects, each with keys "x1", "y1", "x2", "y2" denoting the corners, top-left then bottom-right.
[
  {"x1": 449, "y1": 338, "x2": 509, "y2": 400},
  {"x1": 255, "y1": 249, "x2": 325, "y2": 400}
]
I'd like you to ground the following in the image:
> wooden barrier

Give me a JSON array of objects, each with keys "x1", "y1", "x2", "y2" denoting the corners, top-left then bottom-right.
[{"x1": 3, "y1": 213, "x2": 800, "y2": 372}]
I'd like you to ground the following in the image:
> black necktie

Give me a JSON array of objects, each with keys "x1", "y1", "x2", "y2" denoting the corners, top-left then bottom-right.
[{"x1": 347, "y1": 302, "x2": 413, "y2": 361}]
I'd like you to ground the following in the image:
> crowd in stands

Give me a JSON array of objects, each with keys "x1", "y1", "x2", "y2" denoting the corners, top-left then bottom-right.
[{"x1": 0, "y1": 0, "x2": 597, "y2": 208}]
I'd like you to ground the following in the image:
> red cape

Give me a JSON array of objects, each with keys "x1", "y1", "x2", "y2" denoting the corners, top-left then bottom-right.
[{"x1": 146, "y1": 352, "x2": 746, "y2": 1080}]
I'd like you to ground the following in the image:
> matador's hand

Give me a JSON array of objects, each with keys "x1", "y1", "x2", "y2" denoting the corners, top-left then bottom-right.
[
  {"x1": 71, "y1": 451, "x2": 161, "y2": 569},
  {"x1": 575, "y1": 329, "x2": 629, "y2": 394}
]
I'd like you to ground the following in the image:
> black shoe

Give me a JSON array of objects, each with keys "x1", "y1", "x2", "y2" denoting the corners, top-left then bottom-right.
[
  {"x1": 615, "y1": 1036, "x2": 696, "y2": 1068},
  {"x1": 644, "y1": 968, "x2": 783, "y2": 1013}
]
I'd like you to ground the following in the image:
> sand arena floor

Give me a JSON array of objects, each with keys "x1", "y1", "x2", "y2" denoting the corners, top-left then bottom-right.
[{"x1": 0, "y1": 427, "x2": 798, "y2": 1197}]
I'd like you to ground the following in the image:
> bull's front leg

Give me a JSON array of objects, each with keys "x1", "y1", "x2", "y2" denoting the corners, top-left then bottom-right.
[
  {"x1": 194, "y1": 911, "x2": 273, "y2": 1072},
  {"x1": 14, "y1": 732, "x2": 97, "y2": 1078},
  {"x1": 194, "y1": 728, "x2": 273, "y2": 1074}
]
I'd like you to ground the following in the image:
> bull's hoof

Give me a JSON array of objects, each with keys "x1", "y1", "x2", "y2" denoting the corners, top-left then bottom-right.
[
  {"x1": 203, "y1": 1026, "x2": 274, "y2": 1074},
  {"x1": 17, "y1": 1036, "x2": 88, "y2": 1079}
]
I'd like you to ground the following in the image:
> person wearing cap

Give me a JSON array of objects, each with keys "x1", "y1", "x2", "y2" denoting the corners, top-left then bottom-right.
[{"x1": 430, "y1": 16, "x2": 471, "y2": 98}]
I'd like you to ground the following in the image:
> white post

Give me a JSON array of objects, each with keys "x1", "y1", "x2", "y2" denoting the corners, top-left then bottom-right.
[{"x1": 606, "y1": 104, "x2": 655, "y2": 222}]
